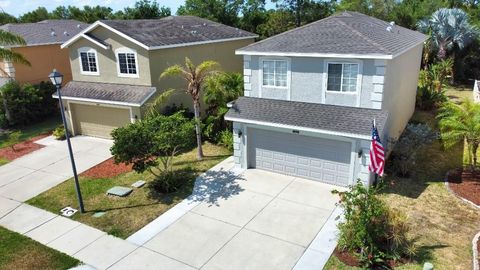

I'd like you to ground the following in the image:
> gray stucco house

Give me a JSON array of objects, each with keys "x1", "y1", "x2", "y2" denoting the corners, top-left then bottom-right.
[{"x1": 225, "y1": 11, "x2": 427, "y2": 187}]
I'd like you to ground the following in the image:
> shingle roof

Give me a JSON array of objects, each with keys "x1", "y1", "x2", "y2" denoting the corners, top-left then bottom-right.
[
  {"x1": 225, "y1": 97, "x2": 389, "y2": 137},
  {"x1": 238, "y1": 11, "x2": 427, "y2": 57},
  {"x1": 99, "y1": 16, "x2": 257, "y2": 47},
  {"x1": 55, "y1": 81, "x2": 156, "y2": 105},
  {"x1": 0, "y1": 20, "x2": 89, "y2": 46}
]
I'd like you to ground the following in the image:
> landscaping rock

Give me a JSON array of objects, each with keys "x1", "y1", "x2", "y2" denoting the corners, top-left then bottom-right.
[
  {"x1": 131, "y1": 180, "x2": 146, "y2": 188},
  {"x1": 106, "y1": 186, "x2": 133, "y2": 197}
]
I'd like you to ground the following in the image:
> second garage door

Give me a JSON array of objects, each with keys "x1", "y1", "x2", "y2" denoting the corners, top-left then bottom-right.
[
  {"x1": 248, "y1": 128, "x2": 352, "y2": 186},
  {"x1": 71, "y1": 103, "x2": 131, "y2": 139}
]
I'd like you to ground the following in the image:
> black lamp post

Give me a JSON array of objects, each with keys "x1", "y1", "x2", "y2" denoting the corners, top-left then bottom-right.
[{"x1": 49, "y1": 69, "x2": 85, "y2": 213}]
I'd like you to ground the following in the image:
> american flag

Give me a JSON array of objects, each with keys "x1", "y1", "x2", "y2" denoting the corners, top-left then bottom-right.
[{"x1": 369, "y1": 122, "x2": 385, "y2": 176}]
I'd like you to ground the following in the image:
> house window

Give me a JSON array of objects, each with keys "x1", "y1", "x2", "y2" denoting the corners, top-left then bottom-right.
[
  {"x1": 327, "y1": 63, "x2": 359, "y2": 92},
  {"x1": 262, "y1": 59, "x2": 287, "y2": 87},
  {"x1": 116, "y1": 48, "x2": 138, "y2": 77},
  {"x1": 78, "y1": 48, "x2": 98, "y2": 75}
]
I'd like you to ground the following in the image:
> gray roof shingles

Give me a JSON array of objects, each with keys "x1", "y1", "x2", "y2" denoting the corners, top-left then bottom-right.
[
  {"x1": 238, "y1": 11, "x2": 427, "y2": 56},
  {"x1": 56, "y1": 81, "x2": 156, "y2": 105},
  {"x1": 100, "y1": 16, "x2": 257, "y2": 47},
  {"x1": 0, "y1": 20, "x2": 89, "y2": 46},
  {"x1": 225, "y1": 96, "x2": 389, "y2": 137}
]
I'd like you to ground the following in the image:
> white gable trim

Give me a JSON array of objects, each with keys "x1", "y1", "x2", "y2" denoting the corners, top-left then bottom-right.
[
  {"x1": 61, "y1": 21, "x2": 150, "y2": 50},
  {"x1": 81, "y1": 34, "x2": 110, "y2": 50},
  {"x1": 62, "y1": 20, "x2": 257, "y2": 51}
]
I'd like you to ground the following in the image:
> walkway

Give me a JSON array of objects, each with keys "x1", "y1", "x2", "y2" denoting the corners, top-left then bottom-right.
[{"x1": 0, "y1": 137, "x2": 343, "y2": 270}]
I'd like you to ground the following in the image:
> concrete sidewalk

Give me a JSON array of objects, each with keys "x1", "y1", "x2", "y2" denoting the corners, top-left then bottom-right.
[{"x1": 0, "y1": 136, "x2": 112, "y2": 202}]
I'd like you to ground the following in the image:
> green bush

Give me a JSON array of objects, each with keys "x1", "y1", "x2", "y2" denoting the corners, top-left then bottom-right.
[
  {"x1": 218, "y1": 129, "x2": 233, "y2": 151},
  {"x1": 52, "y1": 125, "x2": 68, "y2": 140},
  {"x1": 333, "y1": 181, "x2": 416, "y2": 268},
  {"x1": 149, "y1": 168, "x2": 195, "y2": 194},
  {"x1": 0, "y1": 81, "x2": 57, "y2": 127},
  {"x1": 111, "y1": 113, "x2": 195, "y2": 193},
  {"x1": 5, "y1": 131, "x2": 21, "y2": 151}
]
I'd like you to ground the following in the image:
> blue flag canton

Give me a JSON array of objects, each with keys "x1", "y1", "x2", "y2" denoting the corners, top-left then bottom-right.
[{"x1": 372, "y1": 125, "x2": 382, "y2": 143}]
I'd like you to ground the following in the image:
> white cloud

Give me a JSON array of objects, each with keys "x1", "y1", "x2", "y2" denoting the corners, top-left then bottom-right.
[{"x1": 0, "y1": 0, "x2": 11, "y2": 9}]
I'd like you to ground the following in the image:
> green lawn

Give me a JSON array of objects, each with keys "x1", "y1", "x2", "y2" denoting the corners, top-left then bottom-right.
[
  {"x1": 28, "y1": 142, "x2": 231, "y2": 239},
  {"x1": 325, "y1": 87, "x2": 480, "y2": 270},
  {"x1": 0, "y1": 158, "x2": 9, "y2": 166},
  {"x1": 0, "y1": 226, "x2": 79, "y2": 270},
  {"x1": 0, "y1": 116, "x2": 61, "y2": 149}
]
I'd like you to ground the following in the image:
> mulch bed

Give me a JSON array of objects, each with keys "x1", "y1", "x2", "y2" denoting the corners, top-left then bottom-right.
[
  {"x1": 447, "y1": 169, "x2": 480, "y2": 206},
  {"x1": 0, "y1": 133, "x2": 50, "y2": 161},
  {"x1": 334, "y1": 247, "x2": 361, "y2": 267},
  {"x1": 80, "y1": 157, "x2": 133, "y2": 178}
]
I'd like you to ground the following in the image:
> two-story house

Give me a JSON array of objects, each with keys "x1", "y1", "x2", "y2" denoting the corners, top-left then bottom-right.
[
  {"x1": 0, "y1": 20, "x2": 88, "y2": 85},
  {"x1": 225, "y1": 12, "x2": 427, "y2": 187},
  {"x1": 58, "y1": 16, "x2": 256, "y2": 138}
]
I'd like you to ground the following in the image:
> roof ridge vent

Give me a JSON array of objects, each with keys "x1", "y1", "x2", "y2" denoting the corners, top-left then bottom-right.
[
  {"x1": 50, "y1": 29, "x2": 56, "y2": 36},
  {"x1": 191, "y1": 30, "x2": 197, "y2": 34},
  {"x1": 77, "y1": 24, "x2": 81, "y2": 28}
]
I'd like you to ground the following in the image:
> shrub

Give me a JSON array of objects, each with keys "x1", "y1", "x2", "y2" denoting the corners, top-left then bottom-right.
[
  {"x1": 0, "y1": 81, "x2": 57, "y2": 127},
  {"x1": 5, "y1": 131, "x2": 21, "y2": 151},
  {"x1": 111, "y1": 113, "x2": 195, "y2": 193},
  {"x1": 53, "y1": 125, "x2": 68, "y2": 140},
  {"x1": 149, "y1": 168, "x2": 195, "y2": 194},
  {"x1": 416, "y1": 86, "x2": 447, "y2": 110},
  {"x1": 218, "y1": 129, "x2": 233, "y2": 151},
  {"x1": 333, "y1": 181, "x2": 416, "y2": 268},
  {"x1": 390, "y1": 123, "x2": 436, "y2": 177}
]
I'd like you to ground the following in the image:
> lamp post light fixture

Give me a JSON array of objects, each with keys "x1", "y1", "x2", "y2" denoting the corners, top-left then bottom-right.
[{"x1": 49, "y1": 69, "x2": 85, "y2": 213}]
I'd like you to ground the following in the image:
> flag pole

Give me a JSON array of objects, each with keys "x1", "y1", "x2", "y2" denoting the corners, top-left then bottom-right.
[{"x1": 373, "y1": 118, "x2": 379, "y2": 186}]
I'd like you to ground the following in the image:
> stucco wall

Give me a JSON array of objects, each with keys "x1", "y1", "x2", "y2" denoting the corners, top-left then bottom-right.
[
  {"x1": 244, "y1": 55, "x2": 379, "y2": 109},
  {"x1": 382, "y1": 43, "x2": 423, "y2": 140},
  {"x1": 148, "y1": 38, "x2": 254, "y2": 110},
  {"x1": 11, "y1": 44, "x2": 72, "y2": 85},
  {"x1": 68, "y1": 26, "x2": 152, "y2": 86}
]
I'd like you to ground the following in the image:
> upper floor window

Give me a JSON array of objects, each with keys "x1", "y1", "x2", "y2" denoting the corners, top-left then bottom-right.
[
  {"x1": 115, "y1": 48, "x2": 138, "y2": 78},
  {"x1": 327, "y1": 63, "x2": 359, "y2": 92},
  {"x1": 262, "y1": 59, "x2": 287, "y2": 87},
  {"x1": 78, "y1": 47, "x2": 99, "y2": 75}
]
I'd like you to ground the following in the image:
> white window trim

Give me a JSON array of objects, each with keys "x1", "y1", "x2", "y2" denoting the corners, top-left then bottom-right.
[
  {"x1": 324, "y1": 61, "x2": 362, "y2": 94},
  {"x1": 115, "y1": 47, "x2": 140, "y2": 78},
  {"x1": 78, "y1": 47, "x2": 99, "y2": 76},
  {"x1": 259, "y1": 57, "x2": 291, "y2": 99}
]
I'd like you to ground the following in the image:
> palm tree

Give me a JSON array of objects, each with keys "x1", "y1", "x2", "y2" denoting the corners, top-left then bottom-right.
[
  {"x1": 437, "y1": 99, "x2": 480, "y2": 168},
  {"x1": 160, "y1": 58, "x2": 220, "y2": 160},
  {"x1": 417, "y1": 8, "x2": 478, "y2": 60},
  {"x1": 0, "y1": 29, "x2": 30, "y2": 122}
]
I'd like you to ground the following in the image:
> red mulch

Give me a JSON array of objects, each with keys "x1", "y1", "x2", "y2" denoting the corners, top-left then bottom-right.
[
  {"x1": 334, "y1": 247, "x2": 361, "y2": 267},
  {"x1": 447, "y1": 169, "x2": 480, "y2": 206},
  {"x1": 80, "y1": 157, "x2": 133, "y2": 178},
  {"x1": 0, "y1": 133, "x2": 50, "y2": 161}
]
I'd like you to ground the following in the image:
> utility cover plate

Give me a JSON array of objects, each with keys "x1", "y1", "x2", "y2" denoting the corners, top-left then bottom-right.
[
  {"x1": 60, "y1": 207, "x2": 78, "y2": 217},
  {"x1": 106, "y1": 186, "x2": 133, "y2": 197},
  {"x1": 92, "y1": 212, "x2": 106, "y2": 218},
  {"x1": 131, "y1": 180, "x2": 146, "y2": 188}
]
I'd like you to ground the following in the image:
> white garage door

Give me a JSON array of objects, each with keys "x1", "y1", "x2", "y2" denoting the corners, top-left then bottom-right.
[{"x1": 248, "y1": 128, "x2": 352, "y2": 186}]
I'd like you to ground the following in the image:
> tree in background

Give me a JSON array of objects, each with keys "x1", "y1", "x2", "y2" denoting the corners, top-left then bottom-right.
[
  {"x1": 18, "y1": 7, "x2": 50, "y2": 23},
  {"x1": 417, "y1": 8, "x2": 478, "y2": 60},
  {"x1": 257, "y1": 9, "x2": 295, "y2": 38},
  {"x1": 0, "y1": 12, "x2": 17, "y2": 24},
  {"x1": 160, "y1": 58, "x2": 221, "y2": 160},
  {"x1": 177, "y1": 0, "x2": 243, "y2": 27},
  {"x1": 272, "y1": 0, "x2": 334, "y2": 27},
  {"x1": 239, "y1": 0, "x2": 268, "y2": 34},
  {"x1": 116, "y1": 0, "x2": 171, "y2": 20}
]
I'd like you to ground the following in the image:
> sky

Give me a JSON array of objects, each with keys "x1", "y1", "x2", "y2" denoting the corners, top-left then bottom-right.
[{"x1": 0, "y1": 0, "x2": 195, "y2": 17}]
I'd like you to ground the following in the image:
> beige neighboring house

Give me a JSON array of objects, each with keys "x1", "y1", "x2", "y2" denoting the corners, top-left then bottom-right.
[
  {"x1": 0, "y1": 20, "x2": 89, "y2": 85},
  {"x1": 59, "y1": 16, "x2": 256, "y2": 139}
]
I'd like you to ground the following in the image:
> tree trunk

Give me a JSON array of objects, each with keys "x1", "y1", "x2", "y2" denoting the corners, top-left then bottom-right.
[
  {"x1": 1, "y1": 90, "x2": 11, "y2": 123},
  {"x1": 193, "y1": 100, "x2": 204, "y2": 160},
  {"x1": 472, "y1": 142, "x2": 478, "y2": 169},
  {"x1": 437, "y1": 44, "x2": 447, "y2": 60}
]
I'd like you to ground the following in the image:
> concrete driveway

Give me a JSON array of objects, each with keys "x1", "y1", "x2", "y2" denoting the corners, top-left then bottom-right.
[
  {"x1": 0, "y1": 136, "x2": 112, "y2": 202},
  {"x1": 133, "y1": 167, "x2": 343, "y2": 270}
]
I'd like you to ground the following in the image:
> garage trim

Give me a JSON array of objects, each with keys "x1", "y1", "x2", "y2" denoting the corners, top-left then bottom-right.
[
  {"x1": 242, "y1": 123, "x2": 358, "y2": 186},
  {"x1": 67, "y1": 100, "x2": 135, "y2": 136}
]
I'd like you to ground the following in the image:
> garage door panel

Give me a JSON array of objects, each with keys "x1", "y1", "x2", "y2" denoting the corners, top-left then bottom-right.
[
  {"x1": 72, "y1": 104, "x2": 130, "y2": 139},
  {"x1": 249, "y1": 128, "x2": 352, "y2": 186}
]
